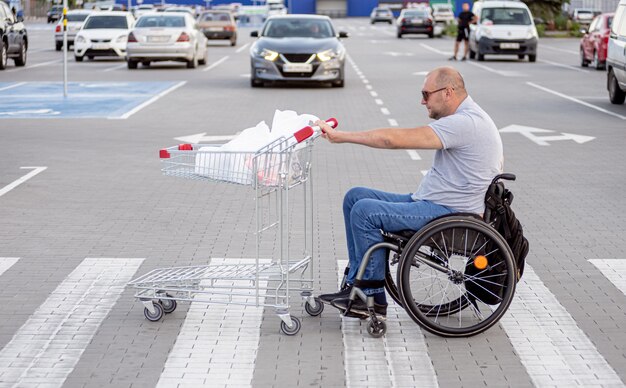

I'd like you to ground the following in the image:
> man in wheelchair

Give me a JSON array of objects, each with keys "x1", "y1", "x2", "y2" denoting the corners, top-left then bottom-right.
[{"x1": 315, "y1": 66, "x2": 504, "y2": 320}]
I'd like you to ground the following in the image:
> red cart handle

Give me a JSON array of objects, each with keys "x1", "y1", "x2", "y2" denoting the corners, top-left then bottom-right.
[{"x1": 294, "y1": 118, "x2": 339, "y2": 143}]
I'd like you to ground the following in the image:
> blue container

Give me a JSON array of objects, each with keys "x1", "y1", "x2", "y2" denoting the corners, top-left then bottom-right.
[
  {"x1": 347, "y1": 0, "x2": 378, "y2": 17},
  {"x1": 291, "y1": 0, "x2": 315, "y2": 14}
]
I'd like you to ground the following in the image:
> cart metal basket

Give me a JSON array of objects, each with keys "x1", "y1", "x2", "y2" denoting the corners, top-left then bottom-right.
[{"x1": 129, "y1": 119, "x2": 337, "y2": 335}]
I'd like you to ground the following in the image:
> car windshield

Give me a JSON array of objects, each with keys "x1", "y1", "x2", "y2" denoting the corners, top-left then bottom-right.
[
  {"x1": 263, "y1": 19, "x2": 334, "y2": 38},
  {"x1": 136, "y1": 15, "x2": 186, "y2": 27},
  {"x1": 481, "y1": 8, "x2": 531, "y2": 25},
  {"x1": 200, "y1": 12, "x2": 231, "y2": 21},
  {"x1": 577, "y1": 10, "x2": 593, "y2": 15},
  {"x1": 67, "y1": 14, "x2": 89, "y2": 22},
  {"x1": 404, "y1": 11, "x2": 429, "y2": 18},
  {"x1": 376, "y1": 9, "x2": 391, "y2": 15},
  {"x1": 83, "y1": 15, "x2": 129, "y2": 29}
]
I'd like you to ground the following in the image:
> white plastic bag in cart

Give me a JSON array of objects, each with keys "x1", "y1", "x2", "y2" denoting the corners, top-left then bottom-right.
[{"x1": 194, "y1": 110, "x2": 319, "y2": 185}]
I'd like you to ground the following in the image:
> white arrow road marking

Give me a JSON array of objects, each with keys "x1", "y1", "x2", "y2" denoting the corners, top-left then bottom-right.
[
  {"x1": 203, "y1": 55, "x2": 229, "y2": 72},
  {"x1": 0, "y1": 258, "x2": 144, "y2": 387},
  {"x1": 527, "y1": 82, "x2": 626, "y2": 120},
  {"x1": 499, "y1": 125, "x2": 595, "y2": 146},
  {"x1": 174, "y1": 133, "x2": 238, "y2": 143},
  {"x1": 0, "y1": 257, "x2": 19, "y2": 276},
  {"x1": 499, "y1": 266, "x2": 623, "y2": 387},
  {"x1": 0, "y1": 109, "x2": 60, "y2": 116},
  {"x1": 0, "y1": 167, "x2": 47, "y2": 198},
  {"x1": 337, "y1": 260, "x2": 438, "y2": 388},
  {"x1": 589, "y1": 259, "x2": 626, "y2": 296},
  {"x1": 157, "y1": 258, "x2": 268, "y2": 388},
  {"x1": 406, "y1": 150, "x2": 421, "y2": 160}
]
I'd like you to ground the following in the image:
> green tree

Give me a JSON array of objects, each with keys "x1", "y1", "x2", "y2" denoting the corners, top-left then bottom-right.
[{"x1": 522, "y1": 0, "x2": 568, "y2": 21}]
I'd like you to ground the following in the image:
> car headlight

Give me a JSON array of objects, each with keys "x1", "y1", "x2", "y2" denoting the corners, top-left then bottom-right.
[
  {"x1": 116, "y1": 35, "x2": 128, "y2": 43},
  {"x1": 526, "y1": 27, "x2": 538, "y2": 40},
  {"x1": 76, "y1": 35, "x2": 87, "y2": 43},
  {"x1": 258, "y1": 48, "x2": 279, "y2": 61},
  {"x1": 478, "y1": 27, "x2": 492, "y2": 39},
  {"x1": 317, "y1": 49, "x2": 338, "y2": 62}
]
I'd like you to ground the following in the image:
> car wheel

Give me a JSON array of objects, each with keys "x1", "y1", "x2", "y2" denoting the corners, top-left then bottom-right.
[
  {"x1": 580, "y1": 47, "x2": 589, "y2": 67},
  {"x1": 428, "y1": 32, "x2": 434, "y2": 38},
  {"x1": 74, "y1": 54, "x2": 83, "y2": 62},
  {"x1": 528, "y1": 54, "x2": 536, "y2": 63},
  {"x1": 87, "y1": 55, "x2": 94, "y2": 60},
  {"x1": 518, "y1": 54, "x2": 525, "y2": 60},
  {"x1": 187, "y1": 51, "x2": 198, "y2": 69},
  {"x1": 593, "y1": 50, "x2": 604, "y2": 70},
  {"x1": 230, "y1": 39, "x2": 236, "y2": 46},
  {"x1": 608, "y1": 69, "x2": 626, "y2": 105},
  {"x1": 142, "y1": 61, "x2": 150, "y2": 67},
  {"x1": 55, "y1": 42, "x2": 62, "y2": 51},
  {"x1": 397, "y1": 32, "x2": 402, "y2": 38},
  {"x1": 0, "y1": 41, "x2": 7, "y2": 70},
  {"x1": 14, "y1": 43, "x2": 27, "y2": 67},
  {"x1": 198, "y1": 49, "x2": 207, "y2": 65},
  {"x1": 469, "y1": 49, "x2": 475, "y2": 59},
  {"x1": 477, "y1": 51, "x2": 484, "y2": 61},
  {"x1": 127, "y1": 59, "x2": 138, "y2": 69}
]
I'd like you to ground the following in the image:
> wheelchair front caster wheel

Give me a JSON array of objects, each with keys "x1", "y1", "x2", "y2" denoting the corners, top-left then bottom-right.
[
  {"x1": 159, "y1": 295, "x2": 177, "y2": 314},
  {"x1": 280, "y1": 316, "x2": 301, "y2": 336},
  {"x1": 367, "y1": 318, "x2": 387, "y2": 338},
  {"x1": 144, "y1": 301, "x2": 164, "y2": 322},
  {"x1": 305, "y1": 297, "x2": 324, "y2": 316}
]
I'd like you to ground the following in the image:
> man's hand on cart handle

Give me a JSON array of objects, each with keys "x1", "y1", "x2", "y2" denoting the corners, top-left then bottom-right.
[{"x1": 315, "y1": 118, "x2": 340, "y2": 143}]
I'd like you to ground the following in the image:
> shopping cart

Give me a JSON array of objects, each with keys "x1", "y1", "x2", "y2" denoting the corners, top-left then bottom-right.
[{"x1": 128, "y1": 118, "x2": 338, "y2": 335}]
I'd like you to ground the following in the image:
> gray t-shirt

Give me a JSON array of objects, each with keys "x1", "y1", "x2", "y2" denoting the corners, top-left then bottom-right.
[{"x1": 412, "y1": 96, "x2": 503, "y2": 214}]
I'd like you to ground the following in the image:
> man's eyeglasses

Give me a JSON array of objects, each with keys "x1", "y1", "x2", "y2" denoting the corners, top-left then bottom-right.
[{"x1": 421, "y1": 87, "x2": 448, "y2": 101}]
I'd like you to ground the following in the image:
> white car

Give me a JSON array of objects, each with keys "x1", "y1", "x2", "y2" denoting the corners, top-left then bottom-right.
[
  {"x1": 133, "y1": 4, "x2": 154, "y2": 18},
  {"x1": 469, "y1": 0, "x2": 538, "y2": 62},
  {"x1": 74, "y1": 11, "x2": 135, "y2": 61},
  {"x1": 126, "y1": 13, "x2": 208, "y2": 69},
  {"x1": 607, "y1": 0, "x2": 626, "y2": 104},
  {"x1": 431, "y1": 4, "x2": 455, "y2": 25},
  {"x1": 54, "y1": 10, "x2": 93, "y2": 51}
]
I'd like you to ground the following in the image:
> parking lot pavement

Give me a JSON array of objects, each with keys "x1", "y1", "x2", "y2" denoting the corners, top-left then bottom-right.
[{"x1": 1, "y1": 18, "x2": 625, "y2": 388}]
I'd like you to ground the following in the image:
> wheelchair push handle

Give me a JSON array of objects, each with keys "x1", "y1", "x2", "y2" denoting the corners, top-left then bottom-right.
[{"x1": 491, "y1": 173, "x2": 516, "y2": 184}]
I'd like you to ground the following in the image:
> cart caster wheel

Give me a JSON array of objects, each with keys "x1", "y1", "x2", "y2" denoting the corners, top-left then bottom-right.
[
  {"x1": 159, "y1": 295, "x2": 177, "y2": 314},
  {"x1": 367, "y1": 318, "x2": 386, "y2": 338},
  {"x1": 280, "y1": 316, "x2": 301, "y2": 336},
  {"x1": 304, "y1": 297, "x2": 324, "y2": 316},
  {"x1": 144, "y1": 301, "x2": 164, "y2": 322}
]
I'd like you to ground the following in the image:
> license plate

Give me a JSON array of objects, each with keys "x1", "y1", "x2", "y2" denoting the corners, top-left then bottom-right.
[
  {"x1": 283, "y1": 63, "x2": 312, "y2": 73},
  {"x1": 92, "y1": 43, "x2": 109, "y2": 50},
  {"x1": 411, "y1": 18, "x2": 423, "y2": 24},
  {"x1": 208, "y1": 27, "x2": 223, "y2": 32},
  {"x1": 500, "y1": 42, "x2": 520, "y2": 49},
  {"x1": 147, "y1": 36, "x2": 169, "y2": 43}
]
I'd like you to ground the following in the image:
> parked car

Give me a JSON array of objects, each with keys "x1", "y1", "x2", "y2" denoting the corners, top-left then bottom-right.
[
  {"x1": 73, "y1": 11, "x2": 135, "y2": 62},
  {"x1": 126, "y1": 13, "x2": 208, "y2": 69},
  {"x1": 197, "y1": 10, "x2": 237, "y2": 46},
  {"x1": 397, "y1": 8, "x2": 434, "y2": 38},
  {"x1": 431, "y1": 4, "x2": 455, "y2": 25},
  {"x1": 249, "y1": 15, "x2": 348, "y2": 87},
  {"x1": 162, "y1": 6, "x2": 194, "y2": 15},
  {"x1": 580, "y1": 13, "x2": 613, "y2": 69},
  {"x1": 133, "y1": 4, "x2": 154, "y2": 18},
  {"x1": 54, "y1": 10, "x2": 93, "y2": 51},
  {"x1": 0, "y1": 0, "x2": 27, "y2": 69},
  {"x1": 469, "y1": 0, "x2": 538, "y2": 62},
  {"x1": 47, "y1": 4, "x2": 63, "y2": 23},
  {"x1": 572, "y1": 8, "x2": 601, "y2": 26},
  {"x1": 370, "y1": 7, "x2": 394, "y2": 24},
  {"x1": 607, "y1": 0, "x2": 626, "y2": 104}
]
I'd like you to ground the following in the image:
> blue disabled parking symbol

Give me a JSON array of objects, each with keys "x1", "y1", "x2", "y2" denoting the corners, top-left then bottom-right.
[{"x1": 0, "y1": 81, "x2": 185, "y2": 119}]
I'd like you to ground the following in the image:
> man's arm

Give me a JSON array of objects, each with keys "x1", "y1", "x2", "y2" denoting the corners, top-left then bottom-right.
[{"x1": 316, "y1": 121, "x2": 443, "y2": 150}]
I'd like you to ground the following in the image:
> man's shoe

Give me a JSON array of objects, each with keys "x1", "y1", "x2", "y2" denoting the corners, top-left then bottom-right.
[
  {"x1": 331, "y1": 297, "x2": 387, "y2": 318},
  {"x1": 448, "y1": 56, "x2": 456, "y2": 61},
  {"x1": 461, "y1": 56, "x2": 467, "y2": 61},
  {"x1": 319, "y1": 285, "x2": 352, "y2": 304}
]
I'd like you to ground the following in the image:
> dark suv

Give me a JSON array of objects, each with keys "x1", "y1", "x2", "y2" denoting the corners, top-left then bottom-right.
[
  {"x1": 47, "y1": 4, "x2": 63, "y2": 23},
  {"x1": 0, "y1": 1, "x2": 27, "y2": 69}
]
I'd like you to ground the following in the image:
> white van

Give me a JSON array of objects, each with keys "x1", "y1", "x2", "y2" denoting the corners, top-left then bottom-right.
[
  {"x1": 607, "y1": 0, "x2": 626, "y2": 104},
  {"x1": 469, "y1": 0, "x2": 538, "y2": 62}
]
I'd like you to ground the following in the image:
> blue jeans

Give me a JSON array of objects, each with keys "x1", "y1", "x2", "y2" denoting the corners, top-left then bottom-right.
[{"x1": 343, "y1": 187, "x2": 455, "y2": 296}]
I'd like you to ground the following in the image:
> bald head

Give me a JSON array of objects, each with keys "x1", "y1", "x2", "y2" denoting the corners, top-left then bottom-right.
[{"x1": 427, "y1": 67, "x2": 467, "y2": 95}]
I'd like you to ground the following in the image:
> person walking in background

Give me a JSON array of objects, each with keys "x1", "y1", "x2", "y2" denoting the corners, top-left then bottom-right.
[{"x1": 450, "y1": 3, "x2": 476, "y2": 61}]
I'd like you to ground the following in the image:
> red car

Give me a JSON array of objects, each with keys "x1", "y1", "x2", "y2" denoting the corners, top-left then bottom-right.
[{"x1": 580, "y1": 12, "x2": 613, "y2": 70}]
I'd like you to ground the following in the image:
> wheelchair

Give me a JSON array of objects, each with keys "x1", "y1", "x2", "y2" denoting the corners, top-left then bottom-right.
[{"x1": 336, "y1": 174, "x2": 518, "y2": 338}]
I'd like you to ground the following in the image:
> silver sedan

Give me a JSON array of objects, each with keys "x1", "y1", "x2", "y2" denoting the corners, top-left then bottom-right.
[{"x1": 126, "y1": 13, "x2": 208, "y2": 69}]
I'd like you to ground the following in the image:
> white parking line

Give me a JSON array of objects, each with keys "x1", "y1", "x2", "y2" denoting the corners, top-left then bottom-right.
[
  {"x1": 388, "y1": 118, "x2": 398, "y2": 127},
  {"x1": 466, "y1": 61, "x2": 526, "y2": 77},
  {"x1": 235, "y1": 42, "x2": 250, "y2": 53},
  {"x1": 375, "y1": 99, "x2": 384, "y2": 105},
  {"x1": 370, "y1": 91, "x2": 378, "y2": 97},
  {"x1": 0, "y1": 167, "x2": 47, "y2": 198},
  {"x1": 0, "y1": 258, "x2": 143, "y2": 387},
  {"x1": 381, "y1": 107, "x2": 390, "y2": 115},
  {"x1": 589, "y1": 259, "x2": 626, "y2": 296},
  {"x1": 203, "y1": 55, "x2": 229, "y2": 72},
  {"x1": 419, "y1": 43, "x2": 452, "y2": 56},
  {"x1": 337, "y1": 260, "x2": 438, "y2": 388},
  {"x1": 500, "y1": 266, "x2": 623, "y2": 387},
  {"x1": 527, "y1": 82, "x2": 626, "y2": 120},
  {"x1": 157, "y1": 258, "x2": 267, "y2": 388},
  {"x1": 102, "y1": 63, "x2": 127, "y2": 72},
  {"x1": 538, "y1": 59, "x2": 589, "y2": 73},
  {"x1": 0, "y1": 82, "x2": 26, "y2": 92},
  {"x1": 406, "y1": 150, "x2": 421, "y2": 160},
  {"x1": 115, "y1": 81, "x2": 186, "y2": 120},
  {"x1": 0, "y1": 257, "x2": 19, "y2": 276},
  {"x1": 540, "y1": 45, "x2": 578, "y2": 55},
  {"x1": 7, "y1": 59, "x2": 62, "y2": 72}
]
